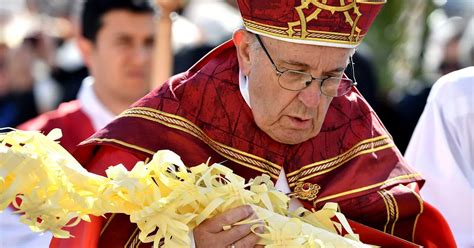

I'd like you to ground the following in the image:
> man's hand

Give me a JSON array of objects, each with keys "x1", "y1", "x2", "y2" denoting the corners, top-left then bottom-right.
[
  {"x1": 193, "y1": 205, "x2": 262, "y2": 248},
  {"x1": 154, "y1": 0, "x2": 185, "y2": 17}
]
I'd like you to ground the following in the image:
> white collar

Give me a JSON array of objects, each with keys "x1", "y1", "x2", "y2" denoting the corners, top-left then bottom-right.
[
  {"x1": 239, "y1": 70, "x2": 251, "y2": 108},
  {"x1": 77, "y1": 77, "x2": 115, "y2": 131}
]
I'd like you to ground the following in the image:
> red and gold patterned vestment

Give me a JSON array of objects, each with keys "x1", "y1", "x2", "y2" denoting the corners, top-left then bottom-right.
[{"x1": 51, "y1": 41, "x2": 455, "y2": 248}]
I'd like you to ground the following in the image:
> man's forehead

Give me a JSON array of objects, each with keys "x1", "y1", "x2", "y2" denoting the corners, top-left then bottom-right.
[{"x1": 100, "y1": 10, "x2": 154, "y2": 33}]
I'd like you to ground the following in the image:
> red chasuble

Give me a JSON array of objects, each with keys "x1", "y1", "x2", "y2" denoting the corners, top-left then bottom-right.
[
  {"x1": 18, "y1": 100, "x2": 95, "y2": 154},
  {"x1": 51, "y1": 41, "x2": 455, "y2": 248}
]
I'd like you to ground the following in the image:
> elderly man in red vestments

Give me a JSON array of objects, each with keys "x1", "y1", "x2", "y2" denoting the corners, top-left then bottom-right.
[{"x1": 52, "y1": 0, "x2": 455, "y2": 247}]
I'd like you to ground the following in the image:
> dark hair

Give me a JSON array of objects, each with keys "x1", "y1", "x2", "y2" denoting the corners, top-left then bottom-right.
[{"x1": 81, "y1": 0, "x2": 154, "y2": 42}]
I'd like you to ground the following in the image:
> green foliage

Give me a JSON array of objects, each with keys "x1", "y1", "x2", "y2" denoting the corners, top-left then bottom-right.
[{"x1": 363, "y1": 0, "x2": 437, "y2": 93}]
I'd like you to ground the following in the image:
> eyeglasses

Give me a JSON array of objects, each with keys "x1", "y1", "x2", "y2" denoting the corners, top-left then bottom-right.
[{"x1": 255, "y1": 34, "x2": 357, "y2": 97}]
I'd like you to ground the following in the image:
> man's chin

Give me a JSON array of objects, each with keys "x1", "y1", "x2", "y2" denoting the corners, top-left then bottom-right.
[
  {"x1": 268, "y1": 130, "x2": 318, "y2": 145},
  {"x1": 124, "y1": 78, "x2": 147, "y2": 85}
]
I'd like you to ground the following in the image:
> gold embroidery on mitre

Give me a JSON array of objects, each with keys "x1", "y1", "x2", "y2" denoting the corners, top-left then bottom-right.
[
  {"x1": 291, "y1": 181, "x2": 321, "y2": 202},
  {"x1": 288, "y1": 0, "x2": 363, "y2": 43}
]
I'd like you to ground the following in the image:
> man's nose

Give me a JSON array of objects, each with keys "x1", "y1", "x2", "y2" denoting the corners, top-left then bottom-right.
[
  {"x1": 132, "y1": 46, "x2": 150, "y2": 64},
  {"x1": 297, "y1": 81, "x2": 322, "y2": 107}
]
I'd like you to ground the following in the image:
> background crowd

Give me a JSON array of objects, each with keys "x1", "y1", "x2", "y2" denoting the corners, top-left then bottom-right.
[{"x1": 0, "y1": 0, "x2": 472, "y2": 247}]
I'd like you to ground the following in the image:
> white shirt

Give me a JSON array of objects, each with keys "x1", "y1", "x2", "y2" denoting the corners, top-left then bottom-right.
[
  {"x1": 0, "y1": 77, "x2": 115, "y2": 248},
  {"x1": 78, "y1": 77, "x2": 115, "y2": 131},
  {"x1": 405, "y1": 67, "x2": 474, "y2": 248}
]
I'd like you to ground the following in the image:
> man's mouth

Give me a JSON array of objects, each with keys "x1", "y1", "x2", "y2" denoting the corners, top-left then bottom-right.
[
  {"x1": 287, "y1": 116, "x2": 312, "y2": 129},
  {"x1": 127, "y1": 71, "x2": 146, "y2": 80}
]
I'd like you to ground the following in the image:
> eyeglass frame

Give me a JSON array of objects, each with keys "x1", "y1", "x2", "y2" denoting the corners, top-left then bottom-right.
[{"x1": 254, "y1": 34, "x2": 358, "y2": 97}]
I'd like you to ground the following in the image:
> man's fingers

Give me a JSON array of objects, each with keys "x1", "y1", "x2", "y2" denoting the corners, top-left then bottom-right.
[
  {"x1": 232, "y1": 231, "x2": 262, "y2": 248},
  {"x1": 204, "y1": 205, "x2": 254, "y2": 233},
  {"x1": 219, "y1": 213, "x2": 264, "y2": 246},
  {"x1": 220, "y1": 221, "x2": 255, "y2": 245},
  {"x1": 193, "y1": 206, "x2": 264, "y2": 247}
]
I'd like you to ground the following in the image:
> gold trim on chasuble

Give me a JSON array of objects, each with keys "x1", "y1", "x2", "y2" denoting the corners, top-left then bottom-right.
[
  {"x1": 124, "y1": 227, "x2": 140, "y2": 248},
  {"x1": 287, "y1": 135, "x2": 394, "y2": 187},
  {"x1": 118, "y1": 107, "x2": 282, "y2": 179},
  {"x1": 124, "y1": 228, "x2": 166, "y2": 248},
  {"x1": 377, "y1": 189, "x2": 399, "y2": 234},
  {"x1": 125, "y1": 227, "x2": 165, "y2": 248},
  {"x1": 244, "y1": 0, "x2": 386, "y2": 46},
  {"x1": 285, "y1": 135, "x2": 421, "y2": 207},
  {"x1": 89, "y1": 138, "x2": 155, "y2": 156},
  {"x1": 313, "y1": 173, "x2": 421, "y2": 204},
  {"x1": 377, "y1": 187, "x2": 424, "y2": 242},
  {"x1": 407, "y1": 187, "x2": 424, "y2": 242},
  {"x1": 114, "y1": 108, "x2": 406, "y2": 203},
  {"x1": 100, "y1": 214, "x2": 116, "y2": 237},
  {"x1": 94, "y1": 106, "x2": 418, "y2": 246}
]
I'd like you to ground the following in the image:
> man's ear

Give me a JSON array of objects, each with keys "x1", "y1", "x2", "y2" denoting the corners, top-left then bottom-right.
[
  {"x1": 233, "y1": 29, "x2": 253, "y2": 76},
  {"x1": 76, "y1": 36, "x2": 94, "y2": 68}
]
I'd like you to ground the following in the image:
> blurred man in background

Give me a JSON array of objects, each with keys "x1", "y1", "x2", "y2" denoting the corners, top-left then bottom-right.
[
  {"x1": 19, "y1": 0, "x2": 156, "y2": 151},
  {"x1": 0, "y1": 0, "x2": 164, "y2": 246}
]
